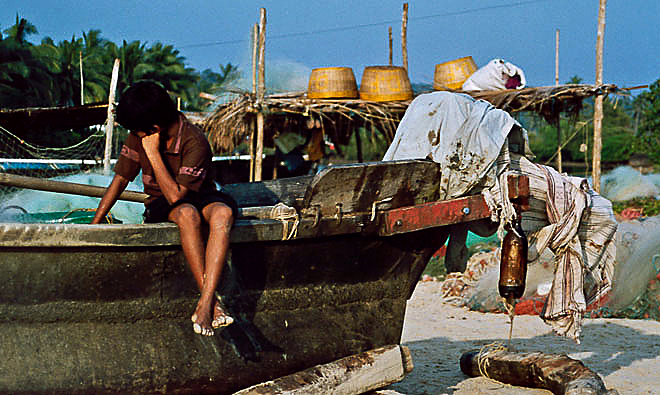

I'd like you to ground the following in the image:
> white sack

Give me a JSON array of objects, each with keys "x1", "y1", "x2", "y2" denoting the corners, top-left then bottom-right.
[{"x1": 461, "y1": 58, "x2": 526, "y2": 91}]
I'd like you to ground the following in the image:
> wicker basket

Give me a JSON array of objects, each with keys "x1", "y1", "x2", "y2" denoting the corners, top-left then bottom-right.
[
  {"x1": 359, "y1": 66, "x2": 413, "y2": 102},
  {"x1": 433, "y1": 56, "x2": 477, "y2": 90},
  {"x1": 307, "y1": 67, "x2": 358, "y2": 99}
]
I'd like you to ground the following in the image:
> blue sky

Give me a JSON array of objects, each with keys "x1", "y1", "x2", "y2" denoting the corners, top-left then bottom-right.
[{"x1": 3, "y1": 0, "x2": 659, "y2": 92}]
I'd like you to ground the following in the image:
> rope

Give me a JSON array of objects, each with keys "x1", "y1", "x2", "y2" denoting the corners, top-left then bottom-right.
[
  {"x1": 270, "y1": 203, "x2": 299, "y2": 240},
  {"x1": 476, "y1": 342, "x2": 512, "y2": 388},
  {"x1": 502, "y1": 297, "x2": 516, "y2": 350},
  {"x1": 60, "y1": 208, "x2": 116, "y2": 224}
]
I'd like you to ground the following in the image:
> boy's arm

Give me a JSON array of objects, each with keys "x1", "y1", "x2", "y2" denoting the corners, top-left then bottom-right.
[
  {"x1": 141, "y1": 133, "x2": 189, "y2": 204},
  {"x1": 91, "y1": 174, "x2": 130, "y2": 224}
]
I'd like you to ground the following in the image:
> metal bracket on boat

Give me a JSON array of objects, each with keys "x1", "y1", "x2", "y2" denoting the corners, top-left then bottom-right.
[
  {"x1": 310, "y1": 205, "x2": 321, "y2": 227},
  {"x1": 371, "y1": 197, "x2": 393, "y2": 222},
  {"x1": 335, "y1": 203, "x2": 343, "y2": 225}
]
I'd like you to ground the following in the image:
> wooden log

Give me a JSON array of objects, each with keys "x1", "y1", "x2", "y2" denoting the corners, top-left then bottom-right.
[
  {"x1": 388, "y1": 26, "x2": 393, "y2": 66},
  {"x1": 235, "y1": 344, "x2": 413, "y2": 395},
  {"x1": 460, "y1": 350, "x2": 614, "y2": 395},
  {"x1": 250, "y1": 23, "x2": 258, "y2": 182},
  {"x1": 103, "y1": 58, "x2": 120, "y2": 175},
  {"x1": 255, "y1": 8, "x2": 267, "y2": 182},
  {"x1": 0, "y1": 172, "x2": 146, "y2": 203},
  {"x1": 592, "y1": 0, "x2": 607, "y2": 193},
  {"x1": 401, "y1": 3, "x2": 408, "y2": 71},
  {"x1": 0, "y1": 173, "x2": 277, "y2": 220}
]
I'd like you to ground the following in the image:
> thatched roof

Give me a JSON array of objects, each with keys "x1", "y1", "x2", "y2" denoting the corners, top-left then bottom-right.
[
  {"x1": 203, "y1": 91, "x2": 410, "y2": 153},
  {"x1": 466, "y1": 83, "x2": 621, "y2": 122},
  {"x1": 203, "y1": 84, "x2": 622, "y2": 153}
]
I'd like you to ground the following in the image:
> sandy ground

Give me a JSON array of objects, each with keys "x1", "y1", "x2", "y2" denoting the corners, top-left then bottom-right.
[{"x1": 386, "y1": 281, "x2": 660, "y2": 395}]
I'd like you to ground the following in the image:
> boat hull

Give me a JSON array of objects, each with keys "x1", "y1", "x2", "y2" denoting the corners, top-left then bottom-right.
[{"x1": 0, "y1": 222, "x2": 447, "y2": 394}]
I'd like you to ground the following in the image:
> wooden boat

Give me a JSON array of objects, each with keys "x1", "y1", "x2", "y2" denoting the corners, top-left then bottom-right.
[{"x1": 0, "y1": 159, "x2": 500, "y2": 394}]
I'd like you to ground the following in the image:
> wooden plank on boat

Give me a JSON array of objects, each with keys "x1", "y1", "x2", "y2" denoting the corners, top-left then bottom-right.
[
  {"x1": 235, "y1": 344, "x2": 413, "y2": 395},
  {"x1": 380, "y1": 194, "x2": 491, "y2": 236},
  {"x1": 223, "y1": 175, "x2": 312, "y2": 208},
  {"x1": 301, "y1": 160, "x2": 440, "y2": 217},
  {"x1": 460, "y1": 350, "x2": 613, "y2": 395}
]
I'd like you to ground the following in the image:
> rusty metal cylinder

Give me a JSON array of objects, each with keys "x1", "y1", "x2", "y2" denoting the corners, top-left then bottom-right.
[{"x1": 498, "y1": 218, "x2": 528, "y2": 300}]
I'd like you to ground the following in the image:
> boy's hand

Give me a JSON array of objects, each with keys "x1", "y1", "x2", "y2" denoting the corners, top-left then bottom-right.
[{"x1": 141, "y1": 132, "x2": 160, "y2": 155}]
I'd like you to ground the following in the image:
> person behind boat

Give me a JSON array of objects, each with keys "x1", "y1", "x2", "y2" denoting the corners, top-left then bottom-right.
[{"x1": 91, "y1": 80, "x2": 238, "y2": 336}]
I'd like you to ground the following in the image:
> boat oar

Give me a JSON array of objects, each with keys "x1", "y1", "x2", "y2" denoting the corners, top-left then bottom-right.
[{"x1": 0, "y1": 172, "x2": 147, "y2": 203}]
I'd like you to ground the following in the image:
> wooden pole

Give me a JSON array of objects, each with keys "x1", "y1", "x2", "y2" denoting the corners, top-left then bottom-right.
[
  {"x1": 235, "y1": 345, "x2": 413, "y2": 395},
  {"x1": 592, "y1": 0, "x2": 607, "y2": 192},
  {"x1": 556, "y1": 113, "x2": 562, "y2": 173},
  {"x1": 355, "y1": 127, "x2": 363, "y2": 163},
  {"x1": 252, "y1": 23, "x2": 258, "y2": 96},
  {"x1": 0, "y1": 173, "x2": 147, "y2": 203},
  {"x1": 255, "y1": 8, "x2": 266, "y2": 182},
  {"x1": 555, "y1": 29, "x2": 562, "y2": 173},
  {"x1": 401, "y1": 3, "x2": 408, "y2": 71},
  {"x1": 249, "y1": 23, "x2": 259, "y2": 182},
  {"x1": 79, "y1": 51, "x2": 84, "y2": 105},
  {"x1": 388, "y1": 26, "x2": 393, "y2": 66},
  {"x1": 103, "y1": 58, "x2": 120, "y2": 176},
  {"x1": 555, "y1": 29, "x2": 560, "y2": 86}
]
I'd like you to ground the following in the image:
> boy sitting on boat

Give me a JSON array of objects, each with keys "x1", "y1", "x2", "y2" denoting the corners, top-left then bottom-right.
[{"x1": 91, "y1": 80, "x2": 238, "y2": 336}]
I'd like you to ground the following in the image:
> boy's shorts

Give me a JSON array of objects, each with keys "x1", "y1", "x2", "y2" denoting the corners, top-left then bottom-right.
[{"x1": 143, "y1": 190, "x2": 239, "y2": 224}]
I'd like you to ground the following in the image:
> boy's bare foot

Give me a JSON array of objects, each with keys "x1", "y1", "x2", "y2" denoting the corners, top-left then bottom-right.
[
  {"x1": 191, "y1": 301, "x2": 214, "y2": 336},
  {"x1": 212, "y1": 299, "x2": 234, "y2": 329}
]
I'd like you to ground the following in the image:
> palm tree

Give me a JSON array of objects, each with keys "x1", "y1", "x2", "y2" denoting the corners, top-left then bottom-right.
[
  {"x1": 40, "y1": 35, "x2": 85, "y2": 106},
  {"x1": 105, "y1": 40, "x2": 148, "y2": 94},
  {"x1": 0, "y1": 16, "x2": 56, "y2": 108},
  {"x1": 80, "y1": 29, "x2": 113, "y2": 103},
  {"x1": 139, "y1": 42, "x2": 198, "y2": 104}
]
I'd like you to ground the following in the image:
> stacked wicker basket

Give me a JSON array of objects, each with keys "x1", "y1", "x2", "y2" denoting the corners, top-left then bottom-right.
[{"x1": 307, "y1": 66, "x2": 412, "y2": 102}]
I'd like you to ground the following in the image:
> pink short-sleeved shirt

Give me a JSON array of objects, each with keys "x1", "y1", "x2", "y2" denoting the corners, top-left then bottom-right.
[{"x1": 113, "y1": 114, "x2": 216, "y2": 204}]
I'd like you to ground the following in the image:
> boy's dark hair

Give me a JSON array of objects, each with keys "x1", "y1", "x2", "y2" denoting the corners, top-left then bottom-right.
[{"x1": 116, "y1": 80, "x2": 178, "y2": 133}]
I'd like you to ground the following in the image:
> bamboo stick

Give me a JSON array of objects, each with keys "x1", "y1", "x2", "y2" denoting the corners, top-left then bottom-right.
[
  {"x1": 250, "y1": 23, "x2": 258, "y2": 182},
  {"x1": 388, "y1": 26, "x2": 393, "y2": 66},
  {"x1": 355, "y1": 126, "x2": 363, "y2": 163},
  {"x1": 592, "y1": 0, "x2": 607, "y2": 192},
  {"x1": 401, "y1": 3, "x2": 408, "y2": 71},
  {"x1": 0, "y1": 173, "x2": 271, "y2": 219},
  {"x1": 555, "y1": 29, "x2": 560, "y2": 86},
  {"x1": 252, "y1": 23, "x2": 258, "y2": 97},
  {"x1": 555, "y1": 29, "x2": 562, "y2": 173},
  {"x1": 0, "y1": 173, "x2": 147, "y2": 203},
  {"x1": 103, "y1": 59, "x2": 120, "y2": 176},
  {"x1": 79, "y1": 51, "x2": 84, "y2": 105},
  {"x1": 255, "y1": 8, "x2": 266, "y2": 182}
]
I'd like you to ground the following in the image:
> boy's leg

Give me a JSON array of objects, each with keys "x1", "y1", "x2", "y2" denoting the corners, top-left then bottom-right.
[
  {"x1": 168, "y1": 203, "x2": 214, "y2": 335},
  {"x1": 200, "y1": 202, "x2": 234, "y2": 328}
]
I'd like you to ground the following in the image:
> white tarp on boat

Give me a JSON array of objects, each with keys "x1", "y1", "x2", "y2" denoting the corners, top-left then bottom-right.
[{"x1": 383, "y1": 91, "x2": 531, "y2": 200}]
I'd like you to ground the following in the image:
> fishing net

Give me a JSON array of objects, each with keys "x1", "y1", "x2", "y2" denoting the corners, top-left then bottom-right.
[
  {"x1": 600, "y1": 166, "x2": 660, "y2": 201},
  {"x1": 442, "y1": 216, "x2": 660, "y2": 321},
  {"x1": 0, "y1": 124, "x2": 144, "y2": 224}
]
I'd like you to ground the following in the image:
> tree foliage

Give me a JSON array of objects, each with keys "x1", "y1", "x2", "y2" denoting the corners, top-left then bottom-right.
[
  {"x1": 633, "y1": 78, "x2": 660, "y2": 163},
  {"x1": 0, "y1": 16, "x2": 239, "y2": 112},
  {"x1": 524, "y1": 75, "x2": 658, "y2": 167}
]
